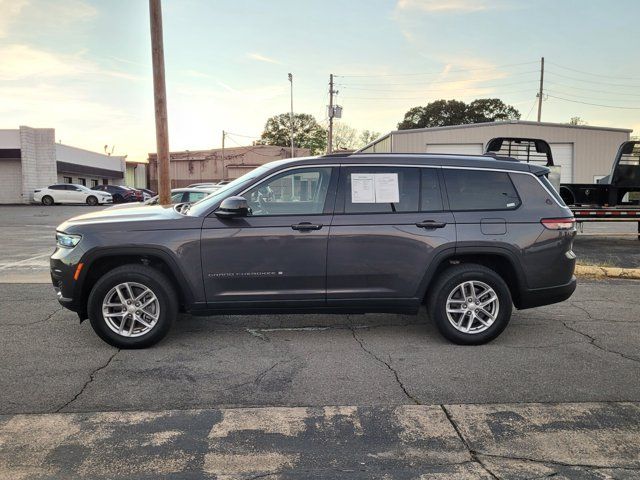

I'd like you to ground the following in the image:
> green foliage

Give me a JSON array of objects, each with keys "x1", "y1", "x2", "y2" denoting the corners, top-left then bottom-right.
[
  {"x1": 359, "y1": 129, "x2": 381, "y2": 147},
  {"x1": 397, "y1": 98, "x2": 521, "y2": 130},
  {"x1": 259, "y1": 113, "x2": 327, "y2": 155}
]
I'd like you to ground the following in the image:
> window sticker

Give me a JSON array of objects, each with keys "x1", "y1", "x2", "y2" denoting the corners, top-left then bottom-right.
[
  {"x1": 374, "y1": 173, "x2": 399, "y2": 203},
  {"x1": 351, "y1": 174, "x2": 375, "y2": 203},
  {"x1": 351, "y1": 173, "x2": 399, "y2": 203}
]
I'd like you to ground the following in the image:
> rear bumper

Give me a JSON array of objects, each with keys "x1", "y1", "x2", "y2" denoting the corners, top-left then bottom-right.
[{"x1": 515, "y1": 276, "x2": 577, "y2": 309}]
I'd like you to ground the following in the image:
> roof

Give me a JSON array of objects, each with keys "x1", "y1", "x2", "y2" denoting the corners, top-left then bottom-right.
[
  {"x1": 265, "y1": 152, "x2": 548, "y2": 176},
  {"x1": 390, "y1": 120, "x2": 633, "y2": 135}
]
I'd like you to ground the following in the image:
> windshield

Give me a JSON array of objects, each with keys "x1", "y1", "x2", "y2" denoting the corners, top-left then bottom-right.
[{"x1": 186, "y1": 165, "x2": 271, "y2": 216}]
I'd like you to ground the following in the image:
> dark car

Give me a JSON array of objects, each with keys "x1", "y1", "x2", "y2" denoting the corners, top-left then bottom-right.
[
  {"x1": 51, "y1": 153, "x2": 576, "y2": 348},
  {"x1": 92, "y1": 185, "x2": 143, "y2": 203}
]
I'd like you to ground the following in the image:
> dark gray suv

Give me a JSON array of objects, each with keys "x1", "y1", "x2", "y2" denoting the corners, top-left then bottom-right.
[{"x1": 51, "y1": 153, "x2": 577, "y2": 348}]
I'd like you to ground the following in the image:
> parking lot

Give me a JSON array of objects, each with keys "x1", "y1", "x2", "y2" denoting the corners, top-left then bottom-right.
[{"x1": 1, "y1": 205, "x2": 639, "y2": 478}]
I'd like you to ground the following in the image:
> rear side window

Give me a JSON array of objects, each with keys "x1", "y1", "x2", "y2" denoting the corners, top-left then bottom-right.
[
  {"x1": 538, "y1": 175, "x2": 566, "y2": 206},
  {"x1": 444, "y1": 169, "x2": 521, "y2": 211},
  {"x1": 421, "y1": 169, "x2": 443, "y2": 212},
  {"x1": 343, "y1": 167, "x2": 419, "y2": 213}
]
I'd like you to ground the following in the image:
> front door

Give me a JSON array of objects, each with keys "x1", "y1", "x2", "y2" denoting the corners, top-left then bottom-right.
[
  {"x1": 201, "y1": 166, "x2": 337, "y2": 306},
  {"x1": 327, "y1": 165, "x2": 455, "y2": 304}
]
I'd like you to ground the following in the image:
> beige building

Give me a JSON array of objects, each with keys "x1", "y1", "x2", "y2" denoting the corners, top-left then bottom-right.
[
  {"x1": 147, "y1": 145, "x2": 310, "y2": 190},
  {"x1": 360, "y1": 121, "x2": 632, "y2": 184}
]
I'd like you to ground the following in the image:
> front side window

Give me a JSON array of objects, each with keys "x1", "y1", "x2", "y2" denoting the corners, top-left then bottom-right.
[
  {"x1": 444, "y1": 169, "x2": 521, "y2": 211},
  {"x1": 244, "y1": 167, "x2": 333, "y2": 216},
  {"x1": 186, "y1": 191, "x2": 208, "y2": 203},
  {"x1": 342, "y1": 167, "x2": 420, "y2": 214}
]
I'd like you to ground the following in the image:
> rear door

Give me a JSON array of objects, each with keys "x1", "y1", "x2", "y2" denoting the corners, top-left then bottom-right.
[{"x1": 327, "y1": 165, "x2": 455, "y2": 304}]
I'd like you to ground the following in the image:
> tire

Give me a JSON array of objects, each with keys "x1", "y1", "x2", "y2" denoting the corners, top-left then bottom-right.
[
  {"x1": 86, "y1": 195, "x2": 98, "y2": 206},
  {"x1": 42, "y1": 195, "x2": 54, "y2": 206},
  {"x1": 87, "y1": 264, "x2": 177, "y2": 348},
  {"x1": 427, "y1": 264, "x2": 512, "y2": 345}
]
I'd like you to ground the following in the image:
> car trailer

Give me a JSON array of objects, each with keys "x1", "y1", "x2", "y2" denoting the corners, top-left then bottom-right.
[{"x1": 484, "y1": 137, "x2": 640, "y2": 240}]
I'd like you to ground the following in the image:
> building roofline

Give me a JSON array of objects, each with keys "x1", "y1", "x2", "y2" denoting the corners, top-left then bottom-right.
[
  {"x1": 56, "y1": 142, "x2": 127, "y2": 159},
  {"x1": 387, "y1": 120, "x2": 633, "y2": 135}
]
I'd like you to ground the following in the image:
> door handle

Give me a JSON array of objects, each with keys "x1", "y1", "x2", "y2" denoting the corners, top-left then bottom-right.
[
  {"x1": 416, "y1": 220, "x2": 447, "y2": 229},
  {"x1": 291, "y1": 222, "x2": 323, "y2": 231}
]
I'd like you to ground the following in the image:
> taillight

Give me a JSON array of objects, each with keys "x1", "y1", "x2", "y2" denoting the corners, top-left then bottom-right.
[{"x1": 541, "y1": 218, "x2": 575, "y2": 230}]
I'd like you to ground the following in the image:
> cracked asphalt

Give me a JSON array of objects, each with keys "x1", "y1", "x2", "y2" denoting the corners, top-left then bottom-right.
[
  {"x1": 1, "y1": 279, "x2": 640, "y2": 478},
  {"x1": 1, "y1": 206, "x2": 640, "y2": 478}
]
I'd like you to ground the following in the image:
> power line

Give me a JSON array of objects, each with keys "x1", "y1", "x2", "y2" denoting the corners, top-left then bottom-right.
[
  {"x1": 336, "y1": 71, "x2": 539, "y2": 87},
  {"x1": 546, "y1": 61, "x2": 638, "y2": 81},
  {"x1": 335, "y1": 61, "x2": 539, "y2": 78},
  {"x1": 341, "y1": 88, "x2": 537, "y2": 101},
  {"x1": 546, "y1": 89, "x2": 640, "y2": 103},
  {"x1": 545, "y1": 80, "x2": 640, "y2": 97},
  {"x1": 224, "y1": 134, "x2": 285, "y2": 157},
  {"x1": 339, "y1": 81, "x2": 538, "y2": 93},
  {"x1": 224, "y1": 131, "x2": 260, "y2": 139},
  {"x1": 546, "y1": 94, "x2": 640, "y2": 110},
  {"x1": 546, "y1": 70, "x2": 640, "y2": 88}
]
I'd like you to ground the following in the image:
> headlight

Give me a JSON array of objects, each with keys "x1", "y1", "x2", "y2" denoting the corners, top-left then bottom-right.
[{"x1": 56, "y1": 232, "x2": 82, "y2": 248}]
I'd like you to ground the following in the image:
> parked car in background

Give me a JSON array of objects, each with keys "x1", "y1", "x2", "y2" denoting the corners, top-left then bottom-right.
[
  {"x1": 107, "y1": 187, "x2": 217, "y2": 210},
  {"x1": 92, "y1": 185, "x2": 143, "y2": 203},
  {"x1": 139, "y1": 188, "x2": 157, "y2": 201},
  {"x1": 52, "y1": 153, "x2": 576, "y2": 348},
  {"x1": 33, "y1": 184, "x2": 112, "y2": 206}
]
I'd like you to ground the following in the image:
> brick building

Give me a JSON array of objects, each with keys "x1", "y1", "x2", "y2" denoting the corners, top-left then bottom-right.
[{"x1": 147, "y1": 145, "x2": 310, "y2": 190}]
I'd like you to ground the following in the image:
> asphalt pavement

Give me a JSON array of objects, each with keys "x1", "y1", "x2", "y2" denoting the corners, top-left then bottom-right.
[{"x1": 1, "y1": 205, "x2": 640, "y2": 478}]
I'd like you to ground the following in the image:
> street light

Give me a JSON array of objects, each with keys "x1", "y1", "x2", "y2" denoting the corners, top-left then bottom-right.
[{"x1": 288, "y1": 73, "x2": 294, "y2": 158}]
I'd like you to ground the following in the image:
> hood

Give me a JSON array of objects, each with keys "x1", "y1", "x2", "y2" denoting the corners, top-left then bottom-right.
[{"x1": 57, "y1": 204, "x2": 202, "y2": 233}]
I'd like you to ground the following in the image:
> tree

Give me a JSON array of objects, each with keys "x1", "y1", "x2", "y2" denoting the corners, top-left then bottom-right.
[
  {"x1": 466, "y1": 98, "x2": 521, "y2": 124},
  {"x1": 397, "y1": 98, "x2": 521, "y2": 130},
  {"x1": 568, "y1": 116, "x2": 587, "y2": 126},
  {"x1": 360, "y1": 129, "x2": 381, "y2": 146},
  {"x1": 333, "y1": 123, "x2": 359, "y2": 150},
  {"x1": 259, "y1": 113, "x2": 327, "y2": 155}
]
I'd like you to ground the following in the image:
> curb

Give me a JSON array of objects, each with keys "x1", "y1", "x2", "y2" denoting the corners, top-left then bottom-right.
[{"x1": 575, "y1": 264, "x2": 640, "y2": 279}]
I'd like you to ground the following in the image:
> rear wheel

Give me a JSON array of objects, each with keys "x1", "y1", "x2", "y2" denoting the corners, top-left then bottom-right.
[
  {"x1": 87, "y1": 264, "x2": 177, "y2": 348},
  {"x1": 86, "y1": 195, "x2": 98, "y2": 206},
  {"x1": 427, "y1": 264, "x2": 512, "y2": 345},
  {"x1": 42, "y1": 195, "x2": 54, "y2": 206}
]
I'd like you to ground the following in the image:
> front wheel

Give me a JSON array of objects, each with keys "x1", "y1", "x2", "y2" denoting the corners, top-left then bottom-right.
[
  {"x1": 42, "y1": 195, "x2": 54, "y2": 206},
  {"x1": 427, "y1": 264, "x2": 512, "y2": 345},
  {"x1": 86, "y1": 195, "x2": 98, "y2": 206},
  {"x1": 87, "y1": 264, "x2": 177, "y2": 348}
]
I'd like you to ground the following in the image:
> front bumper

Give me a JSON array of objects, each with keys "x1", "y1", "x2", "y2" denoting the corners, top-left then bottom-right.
[{"x1": 516, "y1": 276, "x2": 577, "y2": 309}]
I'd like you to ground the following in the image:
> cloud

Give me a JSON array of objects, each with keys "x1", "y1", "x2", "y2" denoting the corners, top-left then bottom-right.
[
  {"x1": 0, "y1": 0, "x2": 28, "y2": 37},
  {"x1": 246, "y1": 52, "x2": 281, "y2": 65},
  {"x1": 396, "y1": 0, "x2": 494, "y2": 13}
]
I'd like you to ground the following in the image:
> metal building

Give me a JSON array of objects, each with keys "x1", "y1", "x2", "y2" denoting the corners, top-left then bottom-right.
[{"x1": 360, "y1": 121, "x2": 632, "y2": 183}]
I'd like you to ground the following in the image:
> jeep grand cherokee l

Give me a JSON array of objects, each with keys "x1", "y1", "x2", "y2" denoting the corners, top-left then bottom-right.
[{"x1": 51, "y1": 153, "x2": 577, "y2": 348}]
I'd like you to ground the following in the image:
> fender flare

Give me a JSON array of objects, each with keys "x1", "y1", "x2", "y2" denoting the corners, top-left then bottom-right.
[{"x1": 74, "y1": 245, "x2": 195, "y2": 308}]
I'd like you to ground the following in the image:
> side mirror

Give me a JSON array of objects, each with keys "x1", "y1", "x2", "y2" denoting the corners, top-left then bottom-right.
[{"x1": 215, "y1": 196, "x2": 250, "y2": 218}]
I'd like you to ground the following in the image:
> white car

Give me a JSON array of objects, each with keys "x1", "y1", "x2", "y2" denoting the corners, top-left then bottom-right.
[
  {"x1": 107, "y1": 187, "x2": 217, "y2": 210},
  {"x1": 33, "y1": 184, "x2": 113, "y2": 206}
]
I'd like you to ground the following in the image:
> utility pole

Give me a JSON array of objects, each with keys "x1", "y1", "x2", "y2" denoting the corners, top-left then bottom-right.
[
  {"x1": 288, "y1": 73, "x2": 294, "y2": 158},
  {"x1": 149, "y1": 0, "x2": 171, "y2": 204},
  {"x1": 327, "y1": 74, "x2": 335, "y2": 154},
  {"x1": 537, "y1": 56, "x2": 545, "y2": 122},
  {"x1": 221, "y1": 130, "x2": 225, "y2": 180}
]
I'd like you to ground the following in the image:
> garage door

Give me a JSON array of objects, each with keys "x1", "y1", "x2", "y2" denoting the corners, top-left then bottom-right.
[
  {"x1": 0, "y1": 160, "x2": 23, "y2": 203},
  {"x1": 425, "y1": 143, "x2": 483, "y2": 155},
  {"x1": 549, "y1": 143, "x2": 573, "y2": 183}
]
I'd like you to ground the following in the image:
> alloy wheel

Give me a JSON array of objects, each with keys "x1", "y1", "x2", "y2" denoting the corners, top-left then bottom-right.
[
  {"x1": 445, "y1": 280, "x2": 499, "y2": 334},
  {"x1": 102, "y1": 282, "x2": 160, "y2": 337}
]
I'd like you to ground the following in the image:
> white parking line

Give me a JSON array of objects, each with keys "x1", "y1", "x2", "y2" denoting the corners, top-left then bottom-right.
[{"x1": 0, "y1": 253, "x2": 52, "y2": 271}]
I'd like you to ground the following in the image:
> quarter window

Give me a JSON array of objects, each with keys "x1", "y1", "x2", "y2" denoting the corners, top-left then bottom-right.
[
  {"x1": 244, "y1": 167, "x2": 333, "y2": 216},
  {"x1": 343, "y1": 167, "x2": 420, "y2": 213},
  {"x1": 444, "y1": 169, "x2": 521, "y2": 211}
]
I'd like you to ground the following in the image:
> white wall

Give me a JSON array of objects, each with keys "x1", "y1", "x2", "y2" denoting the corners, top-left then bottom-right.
[
  {"x1": 55, "y1": 144, "x2": 125, "y2": 172},
  {"x1": 0, "y1": 130, "x2": 21, "y2": 148},
  {"x1": 0, "y1": 160, "x2": 23, "y2": 203}
]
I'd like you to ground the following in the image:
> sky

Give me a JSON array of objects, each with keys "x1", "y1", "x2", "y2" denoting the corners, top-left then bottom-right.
[{"x1": 1, "y1": 0, "x2": 640, "y2": 161}]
